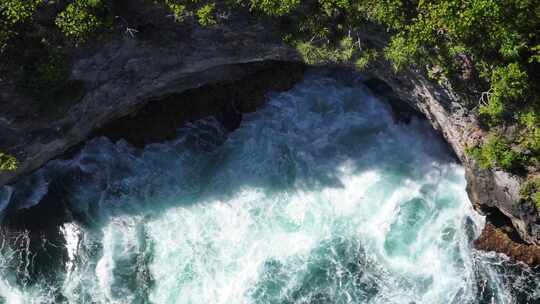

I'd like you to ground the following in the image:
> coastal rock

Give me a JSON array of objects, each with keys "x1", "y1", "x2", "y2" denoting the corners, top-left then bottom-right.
[
  {"x1": 0, "y1": 8, "x2": 301, "y2": 185},
  {"x1": 474, "y1": 223, "x2": 540, "y2": 266},
  {"x1": 361, "y1": 59, "x2": 540, "y2": 254}
]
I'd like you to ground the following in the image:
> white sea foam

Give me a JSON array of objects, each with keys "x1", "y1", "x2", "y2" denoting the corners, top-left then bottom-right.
[{"x1": 1, "y1": 69, "x2": 538, "y2": 303}]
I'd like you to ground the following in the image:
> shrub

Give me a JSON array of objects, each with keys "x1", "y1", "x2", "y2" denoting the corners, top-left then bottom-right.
[
  {"x1": 355, "y1": 49, "x2": 379, "y2": 71},
  {"x1": 196, "y1": 3, "x2": 217, "y2": 26},
  {"x1": 530, "y1": 44, "x2": 540, "y2": 63},
  {"x1": 518, "y1": 107, "x2": 540, "y2": 153},
  {"x1": 55, "y1": 0, "x2": 106, "y2": 41},
  {"x1": 165, "y1": 0, "x2": 187, "y2": 22},
  {"x1": 163, "y1": 1, "x2": 220, "y2": 26},
  {"x1": 249, "y1": 0, "x2": 301, "y2": 16},
  {"x1": 478, "y1": 94, "x2": 506, "y2": 125},
  {"x1": 520, "y1": 178, "x2": 540, "y2": 212},
  {"x1": 479, "y1": 63, "x2": 529, "y2": 124},
  {"x1": 466, "y1": 136, "x2": 521, "y2": 171},
  {"x1": 296, "y1": 37, "x2": 355, "y2": 65},
  {"x1": 384, "y1": 35, "x2": 418, "y2": 71},
  {"x1": 0, "y1": 153, "x2": 17, "y2": 171},
  {"x1": 0, "y1": 0, "x2": 42, "y2": 25},
  {"x1": 0, "y1": 0, "x2": 42, "y2": 51},
  {"x1": 355, "y1": 0, "x2": 405, "y2": 30}
]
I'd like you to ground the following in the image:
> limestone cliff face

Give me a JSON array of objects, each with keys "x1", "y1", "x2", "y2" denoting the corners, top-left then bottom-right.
[{"x1": 1, "y1": 11, "x2": 538, "y2": 265}]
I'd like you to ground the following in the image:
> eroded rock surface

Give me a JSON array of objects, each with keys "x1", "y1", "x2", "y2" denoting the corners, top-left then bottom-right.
[
  {"x1": 475, "y1": 223, "x2": 540, "y2": 266},
  {"x1": 0, "y1": 10, "x2": 301, "y2": 185}
]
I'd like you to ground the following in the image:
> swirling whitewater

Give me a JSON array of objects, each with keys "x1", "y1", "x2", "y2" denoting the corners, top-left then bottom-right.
[{"x1": 0, "y1": 69, "x2": 538, "y2": 304}]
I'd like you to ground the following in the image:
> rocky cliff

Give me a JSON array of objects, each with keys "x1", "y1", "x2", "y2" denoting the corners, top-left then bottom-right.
[
  {"x1": 0, "y1": 10, "x2": 301, "y2": 185},
  {"x1": 1, "y1": 7, "x2": 538, "y2": 266},
  {"x1": 361, "y1": 63, "x2": 540, "y2": 265}
]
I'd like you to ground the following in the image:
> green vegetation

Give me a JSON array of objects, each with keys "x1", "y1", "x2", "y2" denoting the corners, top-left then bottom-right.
[
  {"x1": 55, "y1": 0, "x2": 109, "y2": 42},
  {"x1": 466, "y1": 136, "x2": 521, "y2": 171},
  {"x1": 162, "y1": 1, "x2": 220, "y2": 25},
  {"x1": 296, "y1": 37, "x2": 354, "y2": 65},
  {"x1": 0, "y1": 0, "x2": 41, "y2": 24},
  {"x1": 478, "y1": 63, "x2": 530, "y2": 125},
  {"x1": 165, "y1": 0, "x2": 187, "y2": 21},
  {"x1": 249, "y1": 0, "x2": 300, "y2": 16},
  {"x1": 196, "y1": 3, "x2": 216, "y2": 26},
  {"x1": 0, "y1": 0, "x2": 42, "y2": 51},
  {"x1": 0, "y1": 153, "x2": 17, "y2": 171},
  {"x1": 355, "y1": 49, "x2": 379, "y2": 71},
  {"x1": 519, "y1": 178, "x2": 540, "y2": 213},
  {"x1": 519, "y1": 113, "x2": 540, "y2": 166},
  {"x1": 0, "y1": 0, "x2": 538, "y2": 180}
]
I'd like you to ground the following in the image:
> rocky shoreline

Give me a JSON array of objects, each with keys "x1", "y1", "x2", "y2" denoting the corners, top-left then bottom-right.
[
  {"x1": 1, "y1": 12, "x2": 539, "y2": 267},
  {"x1": 361, "y1": 63, "x2": 540, "y2": 268}
]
